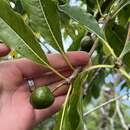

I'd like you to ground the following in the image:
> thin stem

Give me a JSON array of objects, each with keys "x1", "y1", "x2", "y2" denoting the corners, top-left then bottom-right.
[
  {"x1": 119, "y1": 68, "x2": 130, "y2": 80},
  {"x1": 125, "y1": 22, "x2": 130, "y2": 42},
  {"x1": 96, "y1": 0, "x2": 104, "y2": 17},
  {"x1": 111, "y1": 2, "x2": 129, "y2": 19},
  {"x1": 85, "y1": 64, "x2": 114, "y2": 72},
  {"x1": 89, "y1": 38, "x2": 99, "y2": 57},
  {"x1": 83, "y1": 92, "x2": 130, "y2": 117},
  {"x1": 119, "y1": 22, "x2": 130, "y2": 58},
  {"x1": 46, "y1": 65, "x2": 66, "y2": 80},
  {"x1": 52, "y1": 67, "x2": 82, "y2": 93},
  {"x1": 52, "y1": 81, "x2": 66, "y2": 93},
  {"x1": 62, "y1": 52, "x2": 75, "y2": 70},
  {"x1": 103, "y1": 40, "x2": 117, "y2": 59},
  {"x1": 59, "y1": 84, "x2": 72, "y2": 130},
  {"x1": 116, "y1": 100, "x2": 128, "y2": 130},
  {"x1": 96, "y1": 0, "x2": 113, "y2": 20},
  {"x1": 84, "y1": 56, "x2": 110, "y2": 95}
]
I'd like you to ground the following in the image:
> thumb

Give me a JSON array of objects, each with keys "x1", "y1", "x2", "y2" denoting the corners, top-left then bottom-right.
[{"x1": 0, "y1": 43, "x2": 11, "y2": 57}]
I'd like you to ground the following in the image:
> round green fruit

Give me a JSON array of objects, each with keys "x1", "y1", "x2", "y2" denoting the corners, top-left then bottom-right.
[
  {"x1": 30, "y1": 86, "x2": 55, "y2": 109},
  {"x1": 80, "y1": 36, "x2": 93, "y2": 52}
]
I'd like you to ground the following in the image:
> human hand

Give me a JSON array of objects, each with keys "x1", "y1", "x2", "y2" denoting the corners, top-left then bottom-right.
[{"x1": 0, "y1": 44, "x2": 89, "y2": 130}]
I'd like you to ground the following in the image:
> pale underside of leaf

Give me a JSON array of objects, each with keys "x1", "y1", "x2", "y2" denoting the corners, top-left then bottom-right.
[
  {"x1": 22, "y1": 0, "x2": 64, "y2": 52},
  {"x1": 120, "y1": 41, "x2": 130, "y2": 58},
  {"x1": 59, "y1": 5, "x2": 105, "y2": 42},
  {"x1": 0, "y1": 0, "x2": 48, "y2": 65}
]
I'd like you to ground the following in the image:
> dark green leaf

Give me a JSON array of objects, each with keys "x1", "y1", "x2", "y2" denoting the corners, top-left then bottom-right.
[
  {"x1": 118, "y1": 5, "x2": 130, "y2": 26},
  {"x1": 68, "y1": 31, "x2": 85, "y2": 51},
  {"x1": 105, "y1": 21, "x2": 127, "y2": 56}
]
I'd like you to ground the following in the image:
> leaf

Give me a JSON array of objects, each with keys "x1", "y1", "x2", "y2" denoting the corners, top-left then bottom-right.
[
  {"x1": 59, "y1": 4, "x2": 105, "y2": 41},
  {"x1": 54, "y1": 71, "x2": 88, "y2": 130},
  {"x1": 118, "y1": 5, "x2": 130, "y2": 26},
  {"x1": 120, "y1": 41, "x2": 130, "y2": 58},
  {"x1": 68, "y1": 31, "x2": 85, "y2": 51},
  {"x1": 105, "y1": 21, "x2": 127, "y2": 56},
  {"x1": 22, "y1": 0, "x2": 64, "y2": 52},
  {"x1": 0, "y1": 0, "x2": 48, "y2": 65},
  {"x1": 111, "y1": 0, "x2": 130, "y2": 18}
]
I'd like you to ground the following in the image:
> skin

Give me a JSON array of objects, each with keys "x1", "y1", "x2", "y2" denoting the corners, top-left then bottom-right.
[{"x1": 0, "y1": 43, "x2": 89, "y2": 130}]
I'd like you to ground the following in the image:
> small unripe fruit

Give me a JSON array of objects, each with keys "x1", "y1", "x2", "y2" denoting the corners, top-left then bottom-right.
[
  {"x1": 30, "y1": 86, "x2": 55, "y2": 109},
  {"x1": 80, "y1": 36, "x2": 93, "y2": 52}
]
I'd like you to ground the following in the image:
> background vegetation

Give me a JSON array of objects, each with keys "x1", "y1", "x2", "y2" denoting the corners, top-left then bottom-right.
[{"x1": 1, "y1": 0, "x2": 130, "y2": 130}]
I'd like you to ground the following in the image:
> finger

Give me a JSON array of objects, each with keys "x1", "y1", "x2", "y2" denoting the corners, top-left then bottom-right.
[
  {"x1": 34, "y1": 95, "x2": 65, "y2": 125},
  {"x1": 45, "y1": 80, "x2": 69, "y2": 97},
  {"x1": 15, "y1": 51, "x2": 89, "y2": 77},
  {"x1": 34, "y1": 69, "x2": 72, "y2": 87},
  {"x1": 0, "y1": 43, "x2": 11, "y2": 57}
]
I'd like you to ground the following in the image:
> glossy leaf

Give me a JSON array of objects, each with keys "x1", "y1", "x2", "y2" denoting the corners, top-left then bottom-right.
[
  {"x1": 0, "y1": 0, "x2": 48, "y2": 65},
  {"x1": 22, "y1": 0, "x2": 64, "y2": 52}
]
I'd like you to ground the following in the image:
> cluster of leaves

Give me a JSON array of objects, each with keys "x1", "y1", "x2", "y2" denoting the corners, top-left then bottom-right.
[{"x1": 1, "y1": 0, "x2": 130, "y2": 130}]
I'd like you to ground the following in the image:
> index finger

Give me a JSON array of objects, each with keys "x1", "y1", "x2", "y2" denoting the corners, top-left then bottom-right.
[{"x1": 15, "y1": 51, "x2": 90, "y2": 77}]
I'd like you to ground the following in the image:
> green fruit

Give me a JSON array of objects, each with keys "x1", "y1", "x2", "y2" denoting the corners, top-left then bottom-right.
[
  {"x1": 80, "y1": 36, "x2": 93, "y2": 52},
  {"x1": 30, "y1": 86, "x2": 55, "y2": 109}
]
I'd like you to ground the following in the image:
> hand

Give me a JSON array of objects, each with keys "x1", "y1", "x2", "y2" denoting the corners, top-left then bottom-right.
[{"x1": 0, "y1": 43, "x2": 89, "y2": 130}]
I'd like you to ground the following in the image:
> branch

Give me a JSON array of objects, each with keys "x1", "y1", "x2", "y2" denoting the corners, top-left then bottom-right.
[
  {"x1": 83, "y1": 92, "x2": 130, "y2": 117},
  {"x1": 119, "y1": 22, "x2": 130, "y2": 59},
  {"x1": 116, "y1": 100, "x2": 128, "y2": 130},
  {"x1": 96, "y1": 0, "x2": 113, "y2": 20},
  {"x1": 89, "y1": 38, "x2": 99, "y2": 56},
  {"x1": 84, "y1": 56, "x2": 110, "y2": 95},
  {"x1": 52, "y1": 67, "x2": 82, "y2": 93},
  {"x1": 125, "y1": 22, "x2": 130, "y2": 42}
]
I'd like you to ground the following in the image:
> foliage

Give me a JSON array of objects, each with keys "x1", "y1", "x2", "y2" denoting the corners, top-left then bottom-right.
[{"x1": 0, "y1": 0, "x2": 130, "y2": 130}]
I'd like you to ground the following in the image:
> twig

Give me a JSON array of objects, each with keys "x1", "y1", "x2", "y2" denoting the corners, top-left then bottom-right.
[
  {"x1": 85, "y1": 64, "x2": 114, "y2": 72},
  {"x1": 88, "y1": 13, "x2": 112, "y2": 57},
  {"x1": 52, "y1": 67, "x2": 82, "y2": 93},
  {"x1": 125, "y1": 22, "x2": 130, "y2": 42},
  {"x1": 96, "y1": 0, "x2": 104, "y2": 18},
  {"x1": 89, "y1": 38, "x2": 99, "y2": 57},
  {"x1": 96, "y1": 0, "x2": 113, "y2": 20},
  {"x1": 119, "y1": 22, "x2": 130, "y2": 59},
  {"x1": 59, "y1": 84, "x2": 72, "y2": 130},
  {"x1": 84, "y1": 56, "x2": 110, "y2": 95},
  {"x1": 116, "y1": 100, "x2": 128, "y2": 130},
  {"x1": 83, "y1": 92, "x2": 130, "y2": 117}
]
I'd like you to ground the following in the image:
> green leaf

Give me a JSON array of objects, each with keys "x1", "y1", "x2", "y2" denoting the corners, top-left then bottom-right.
[
  {"x1": 118, "y1": 5, "x2": 130, "y2": 26},
  {"x1": 0, "y1": 0, "x2": 48, "y2": 65},
  {"x1": 120, "y1": 41, "x2": 130, "y2": 58},
  {"x1": 111, "y1": 0, "x2": 130, "y2": 18},
  {"x1": 68, "y1": 31, "x2": 85, "y2": 51},
  {"x1": 22, "y1": 0, "x2": 64, "y2": 52},
  {"x1": 105, "y1": 21, "x2": 127, "y2": 56},
  {"x1": 59, "y1": 4, "x2": 105, "y2": 41},
  {"x1": 54, "y1": 72, "x2": 88, "y2": 130}
]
